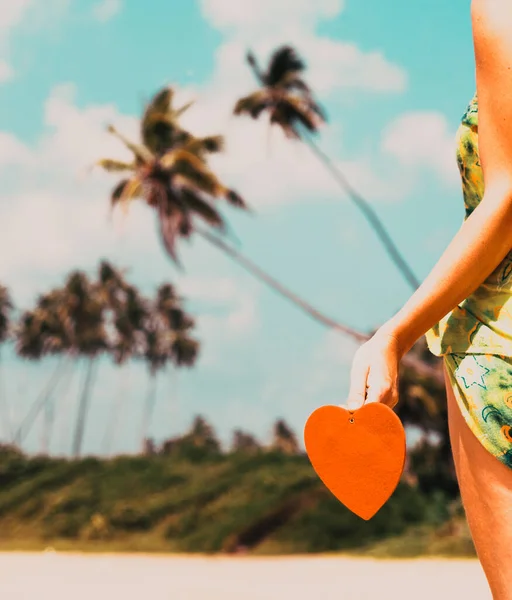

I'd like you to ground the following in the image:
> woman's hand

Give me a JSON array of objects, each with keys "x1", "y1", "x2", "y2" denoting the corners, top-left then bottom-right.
[{"x1": 346, "y1": 331, "x2": 403, "y2": 411}]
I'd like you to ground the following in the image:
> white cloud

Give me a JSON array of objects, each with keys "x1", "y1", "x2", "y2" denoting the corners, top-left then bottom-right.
[
  {"x1": 201, "y1": 0, "x2": 343, "y2": 31},
  {"x1": 290, "y1": 36, "x2": 406, "y2": 94},
  {"x1": 0, "y1": 0, "x2": 34, "y2": 31},
  {"x1": 381, "y1": 111, "x2": 460, "y2": 186},
  {"x1": 199, "y1": 5, "x2": 406, "y2": 96},
  {"x1": 0, "y1": 132, "x2": 32, "y2": 164},
  {"x1": 92, "y1": 0, "x2": 122, "y2": 23}
]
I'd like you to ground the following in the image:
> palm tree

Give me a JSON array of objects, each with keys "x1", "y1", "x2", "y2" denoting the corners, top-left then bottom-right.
[
  {"x1": 231, "y1": 429, "x2": 261, "y2": 454},
  {"x1": 98, "y1": 87, "x2": 246, "y2": 265},
  {"x1": 96, "y1": 260, "x2": 148, "y2": 455},
  {"x1": 0, "y1": 285, "x2": 13, "y2": 441},
  {"x1": 271, "y1": 419, "x2": 299, "y2": 455},
  {"x1": 234, "y1": 45, "x2": 420, "y2": 291},
  {"x1": 98, "y1": 260, "x2": 148, "y2": 365},
  {"x1": 161, "y1": 415, "x2": 220, "y2": 458},
  {"x1": 64, "y1": 270, "x2": 108, "y2": 457},
  {"x1": 140, "y1": 284, "x2": 199, "y2": 449},
  {"x1": 97, "y1": 86, "x2": 442, "y2": 386},
  {"x1": 14, "y1": 288, "x2": 71, "y2": 449}
]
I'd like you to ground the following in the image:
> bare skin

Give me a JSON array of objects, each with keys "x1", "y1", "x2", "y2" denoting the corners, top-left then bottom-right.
[
  {"x1": 445, "y1": 365, "x2": 512, "y2": 599},
  {"x1": 346, "y1": 1, "x2": 512, "y2": 596}
]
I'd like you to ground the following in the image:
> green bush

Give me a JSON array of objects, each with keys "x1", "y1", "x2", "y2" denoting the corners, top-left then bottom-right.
[
  {"x1": 109, "y1": 504, "x2": 152, "y2": 531},
  {"x1": 0, "y1": 450, "x2": 462, "y2": 555}
]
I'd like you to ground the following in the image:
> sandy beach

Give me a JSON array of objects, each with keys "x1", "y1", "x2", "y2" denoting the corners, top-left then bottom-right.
[{"x1": 0, "y1": 552, "x2": 491, "y2": 600}]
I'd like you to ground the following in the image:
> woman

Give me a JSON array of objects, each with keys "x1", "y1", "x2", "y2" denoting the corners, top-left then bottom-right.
[{"x1": 346, "y1": 1, "x2": 512, "y2": 597}]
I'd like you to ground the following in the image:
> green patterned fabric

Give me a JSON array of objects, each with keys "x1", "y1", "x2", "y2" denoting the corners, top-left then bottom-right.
[
  {"x1": 444, "y1": 353, "x2": 512, "y2": 468},
  {"x1": 425, "y1": 95, "x2": 512, "y2": 356}
]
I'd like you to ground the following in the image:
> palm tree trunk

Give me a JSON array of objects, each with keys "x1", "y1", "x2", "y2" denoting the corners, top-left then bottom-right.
[
  {"x1": 140, "y1": 373, "x2": 157, "y2": 452},
  {"x1": 41, "y1": 362, "x2": 74, "y2": 455},
  {"x1": 14, "y1": 358, "x2": 66, "y2": 447},
  {"x1": 102, "y1": 368, "x2": 130, "y2": 457},
  {"x1": 198, "y1": 228, "x2": 368, "y2": 341},
  {"x1": 54, "y1": 363, "x2": 76, "y2": 455},
  {"x1": 40, "y1": 395, "x2": 54, "y2": 455},
  {"x1": 301, "y1": 131, "x2": 420, "y2": 291},
  {"x1": 72, "y1": 358, "x2": 98, "y2": 458},
  {"x1": 197, "y1": 228, "x2": 443, "y2": 385}
]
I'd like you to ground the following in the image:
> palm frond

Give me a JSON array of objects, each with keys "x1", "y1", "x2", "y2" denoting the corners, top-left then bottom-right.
[
  {"x1": 173, "y1": 100, "x2": 194, "y2": 119},
  {"x1": 271, "y1": 96, "x2": 323, "y2": 138},
  {"x1": 179, "y1": 189, "x2": 225, "y2": 229},
  {"x1": 234, "y1": 91, "x2": 272, "y2": 119},
  {"x1": 145, "y1": 87, "x2": 174, "y2": 115},
  {"x1": 97, "y1": 159, "x2": 135, "y2": 173},
  {"x1": 161, "y1": 149, "x2": 226, "y2": 197},
  {"x1": 141, "y1": 87, "x2": 194, "y2": 153},
  {"x1": 141, "y1": 113, "x2": 180, "y2": 153},
  {"x1": 107, "y1": 125, "x2": 154, "y2": 164},
  {"x1": 309, "y1": 100, "x2": 328, "y2": 123},
  {"x1": 172, "y1": 335, "x2": 199, "y2": 367},
  {"x1": 246, "y1": 51, "x2": 266, "y2": 85},
  {"x1": 266, "y1": 46, "x2": 305, "y2": 86},
  {"x1": 157, "y1": 203, "x2": 187, "y2": 266},
  {"x1": 183, "y1": 135, "x2": 224, "y2": 157},
  {"x1": 278, "y1": 72, "x2": 312, "y2": 94},
  {"x1": 225, "y1": 189, "x2": 247, "y2": 209},
  {"x1": 110, "y1": 176, "x2": 143, "y2": 210}
]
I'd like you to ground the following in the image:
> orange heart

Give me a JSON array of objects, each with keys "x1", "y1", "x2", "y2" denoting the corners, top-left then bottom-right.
[{"x1": 304, "y1": 404, "x2": 406, "y2": 520}]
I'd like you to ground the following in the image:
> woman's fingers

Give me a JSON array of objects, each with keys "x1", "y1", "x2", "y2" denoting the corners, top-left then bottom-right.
[
  {"x1": 346, "y1": 353, "x2": 369, "y2": 411},
  {"x1": 365, "y1": 372, "x2": 398, "y2": 407},
  {"x1": 345, "y1": 339, "x2": 399, "y2": 411}
]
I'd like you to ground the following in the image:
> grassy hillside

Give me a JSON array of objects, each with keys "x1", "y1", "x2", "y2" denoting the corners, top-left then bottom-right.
[{"x1": 0, "y1": 446, "x2": 476, "y2": 557}]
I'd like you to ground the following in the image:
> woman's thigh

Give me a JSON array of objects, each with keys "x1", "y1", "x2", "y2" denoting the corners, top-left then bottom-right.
[{"x1": 445, "y1": 364, "x2": 512, "y2": 600}]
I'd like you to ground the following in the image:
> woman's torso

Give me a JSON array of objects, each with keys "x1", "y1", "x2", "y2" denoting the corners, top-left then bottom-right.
[{"x1": 425, "y1": 94, "x2": 512, "y2": 356}]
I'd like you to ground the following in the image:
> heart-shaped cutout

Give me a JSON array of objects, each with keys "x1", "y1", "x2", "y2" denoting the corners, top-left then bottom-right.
[{"x1": 304, "y1": 404, "x2": 406, "y2": 520}]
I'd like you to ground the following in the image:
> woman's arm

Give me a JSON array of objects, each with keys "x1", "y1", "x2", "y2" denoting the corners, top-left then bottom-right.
[{"x1": 380, "y1": 0, "x2": 512, "y2": 359}]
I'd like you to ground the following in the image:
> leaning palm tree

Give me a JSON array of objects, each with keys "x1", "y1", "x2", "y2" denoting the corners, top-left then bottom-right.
[
  {"x1": 98, "y1": 260, "x2": 148, "y2": 365},
  {"x1": 98, "y1": 86, "x2": 246, "y2": 265},
  {"x1": 98, "y1": 262, "x2": 149, "y2": 455},
  {"x1": 140, "y1": 284, "x2": 199, "y2": 449},
  {"x1": 97, "y1": 86, "x2": 441, "y2": 385},
  {"x1": 14, "y1": 288, "x2": 71, "y2": 448},
  {"x1": 234, "y1": 45, "x2": 420, "y2": 291},
  {"x1": 66, "y1": 270, "x2": 108, "y2": 458}
]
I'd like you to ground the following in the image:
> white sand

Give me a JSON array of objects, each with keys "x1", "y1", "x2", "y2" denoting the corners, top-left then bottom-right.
[{"x1": 0, "y1": 552, "x2": 491, "y2": 600}]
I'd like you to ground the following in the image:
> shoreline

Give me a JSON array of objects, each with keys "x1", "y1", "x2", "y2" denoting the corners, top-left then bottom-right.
[{"x1": 0, "y1": 548, "x2": 481, "y2": 562}]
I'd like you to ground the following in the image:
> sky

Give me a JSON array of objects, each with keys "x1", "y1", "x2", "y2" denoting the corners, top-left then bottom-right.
[{"x1": 0, "y1": 0, "x2": 475, "y2": 456}]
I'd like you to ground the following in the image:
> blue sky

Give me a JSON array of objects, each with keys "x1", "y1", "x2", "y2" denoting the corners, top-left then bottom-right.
[{"x1": 0, "y1": 0, "x2": 475, "y2": 456}]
